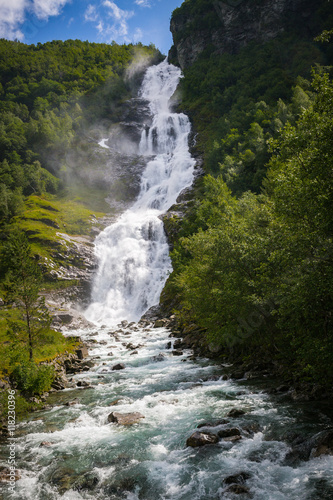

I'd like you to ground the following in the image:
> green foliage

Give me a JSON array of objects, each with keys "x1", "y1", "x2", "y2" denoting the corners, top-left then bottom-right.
[
  {"x1": 171, "y1": 68, "x2": 333, "y2": 386},
  {"x1": 0, "y1": 39, "x2": 162, "y2": 224},
  {"x1": 176, "y1": 29, "x2": 329, "y2": 195},
  {"x1": 1, "y1": 228, "x2": 52, "y2": 360},
  {"x1": 11, "y1": 361, "x2": 55, "y2": 395}
]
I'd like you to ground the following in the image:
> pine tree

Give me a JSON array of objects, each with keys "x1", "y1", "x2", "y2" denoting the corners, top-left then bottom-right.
[{"x1": 1, "y1": 228, "x2": 51, "y2": 361}]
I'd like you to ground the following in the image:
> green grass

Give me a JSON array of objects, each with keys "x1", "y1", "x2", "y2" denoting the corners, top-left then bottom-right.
[{"x1": 2, "y1": 192, "x2": 107, "y2": 274}]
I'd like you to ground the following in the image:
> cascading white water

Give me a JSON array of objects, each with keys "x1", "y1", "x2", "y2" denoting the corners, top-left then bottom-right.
[{"x1": 85, "y1": 60, "x2": 195, "y2": 325}]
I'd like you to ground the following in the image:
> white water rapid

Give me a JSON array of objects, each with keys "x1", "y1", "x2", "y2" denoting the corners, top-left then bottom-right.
[{"x1": 85, "y1": 60, "x2": 195, "y2": 326}]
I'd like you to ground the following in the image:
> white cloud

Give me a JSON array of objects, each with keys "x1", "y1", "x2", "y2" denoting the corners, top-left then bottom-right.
[
  {"x1": 85, "y1": 1, "x2": 135, "y2": 42},
  {"x1": 103, "y1": 1, "x2": 133, "y2": 25},
  {"x1": 84, "y1": 3, "x2": 98, "y2": 22},
  {"x1": 134, "y1": 0, "x2": 152, "y2": 8},
  {"x1": 32, "y1": 0, "x2": 69, "y2": 20},
  {"x1": 0, "y1": 0, "x2": 28, "y2": 39},
  {"x1": 0, "y1": 0, "x2": 70, "y2": 39},
  {"x1": 133, "y1": 27, "x2": 142, "y2": 42}
]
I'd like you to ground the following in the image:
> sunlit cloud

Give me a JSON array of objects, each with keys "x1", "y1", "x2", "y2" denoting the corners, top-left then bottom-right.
[
  {"x1": 32, "y1": 0, "x2": 70, "y2": 20},
  {"x1": 84, "y1": 0, "x2": 137, "y2": 43},
  {"x1": 0, "y1": 0, "x2": 70, "y2": 39},
  {"x1": 0, "y1": 0, "x2": 28, "y2": 39},
  {"x1": 135, "y1": 0, "x2": 152, "y2": 8},
  {"x1": 84, "y1": 4, "x2": 97, "y2": 22}
]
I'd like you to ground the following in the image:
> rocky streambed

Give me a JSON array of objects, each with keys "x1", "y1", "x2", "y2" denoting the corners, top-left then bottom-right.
[{"x1": 1, "y1": 318, "x2": 333, "y2": 499}]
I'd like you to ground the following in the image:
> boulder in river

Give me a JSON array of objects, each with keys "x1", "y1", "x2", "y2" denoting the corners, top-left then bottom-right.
[
  {"x1": 227, "y1": 408, "x2": 246, "y2": 418},
  {"x1": 108, "y1": 412, "x2": 145, "y2": 425},
  {"x1": 197, "y1": 419, "x2": 229, "y2": 428},
  {"x1": 73, "y1": 471, "x2": 99, "y2": 491},
  {"x1": 218, "y1": 428, "x2": 241, "y2": 438},
  {"x1": 225, "y1": 484, "x2": 251, "y2": 495},
  {"x1": 112, "y1": 363, "x2": 126, "y2": 371},
  {"x1": 285, "y1": 428, "x2": 333, "y2": 463},
  {"x1": 0, "y1": 467, "x2": 21, "y2": 482},
  {"x1": 186, "y1": 431, "x2": 219, "y2": 447},
  {"x1": 151, "y1": 353, "x2": 165, "y2": 362},
  {"x1": 76, "y1": 380, "x2": 91, "y2": 388},
  {"x1": 76, "y1": 346, "x2": 88, "y2": 359},
  {"x1": 223, "y1": 472, "x2": 251, "y2": 485},
  {"x1": 153, "y1": 318, "x2": 170, "y2": 328}
]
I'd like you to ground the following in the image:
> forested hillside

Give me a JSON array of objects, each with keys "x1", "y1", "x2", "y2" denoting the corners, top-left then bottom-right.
[
  {"x1": 0, "y1": 39, "x2": 161, "y2": 223},
  {"x1": 163, "y1": 0, "x2": 333, "y2": 390}
]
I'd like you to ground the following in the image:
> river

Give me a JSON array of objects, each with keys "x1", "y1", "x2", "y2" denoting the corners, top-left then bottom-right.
[{"x1": 1, "y1": 60, "x2": 333, "y2": 500}]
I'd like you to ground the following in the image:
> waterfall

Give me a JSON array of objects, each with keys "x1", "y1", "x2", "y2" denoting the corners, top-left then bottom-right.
[{"x1": 85, "y1": 60, "x2": 195, "y2": 325}]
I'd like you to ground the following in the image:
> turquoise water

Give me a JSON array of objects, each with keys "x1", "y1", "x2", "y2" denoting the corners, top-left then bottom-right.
[{"x1": 2, "y1": 323, "x2": 333, "y2": 500}]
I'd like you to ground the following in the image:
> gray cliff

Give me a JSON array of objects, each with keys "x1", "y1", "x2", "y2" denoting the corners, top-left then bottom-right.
[{"x1": 169, "y1": 0, "x2": 328, "y2": 69}]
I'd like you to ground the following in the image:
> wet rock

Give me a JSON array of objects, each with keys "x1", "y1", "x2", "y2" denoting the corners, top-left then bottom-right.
[
  {"x1": 172, "y1": 350, "x2": 183, "y2": 356},
  {"x1": 108, "y1": 412, "x2": 145, "y2": 425},
  {"x1": 73, "y1": 471, "x2": 99, "y2": 491},
  {"x1": 230, "y1": 371, "x2": 245, "y2": 380},
  {"x1": 197, "y1": 419, "x2": 229, "y2": 428},
  {"x1": 0, "y1": 467, "x2": 21, "y2": 482},
  {"x1": 223, "y1": 435, "x2": 242, "y2": 443},
  {"x1": 112, "y1": 363, "x2": 126, "y2": 371},
  {"x1": 49, "y1": 467, "x2": 76, "y2": 493},
  {"x1": 76, "y1": 346, "x2": 89, "y2": 359},
  {"x1": 81, "y1": 360, "x2": 95, "y2": 369},
  {"x1": 286, "y1": 428, "x2": 333, "y2": 463},
  {"x1": 107, "y1": 352, "x2": 114, "y2": 356},
  {"x1": 65, "y1": 399, "x2": 79, "y2": 406},
  {"x1": 154, "y1": 319, "x2": 169, "y2": 328},
  {"x1": 186, "y1": 431, "x2": 219, "y2": 447},
  {"x1": 243, "y1": 423, "x2": 261, "y2": 435},
  {"x1": 173, "y1": 339, "x2": 184, "y2": 349},
  {"x1": 218, "y1": 428, "x2": 241, "y2": 438},
  {"x1": 77, "y1": 380, "x2": 91, "y2": 388},
  {"x1": 108, "y1": 399, "x2": 121, "y2": 406},
  {"x1": 130, "y1": 350, "x2": 138, "y2": 355},
  {"x1": 227, "y1": 408, "x2": 246, "y2": 418},
  {"x1": 40, "y1": 441, "x2": 54, "y2": 447},
  {"x1": 54, "y1": 313, "x2": 74, "y2": 325},
  {"x1": 225, "y1": 484, "x2": 251, "y2": 495},
  {"x1": 166, "y1": 341, "x2": 172, "y2": 349},
  {"x1": 126, "y1": 343, "x2": 137, "y2": 350},
  {"x1": 276, "y1": 384, "x2": 290, "y2": 393},
  {"x1": 151, "y1": 353, "x2": 165, "y2": 362},
  {"x1": 223, "y1": 472, "x2": 251, "y2": 485},
  {"x1": 51, "y1": 374, "x2": 68, "y2": 391}
]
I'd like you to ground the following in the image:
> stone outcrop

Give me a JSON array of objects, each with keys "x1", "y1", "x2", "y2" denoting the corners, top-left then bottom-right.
[
  {"x1": 285, "y1": 428, "x2": 333, "y2": 463},
  {"x1": 169, "y1": 0, "x2": 326, "y2": 70},
  {"x1": 186, "y1": 431, "x2": 219, "y2": 447},
  {"x1": 108, "y1": 412, "x2": 145, "y2": 425}
]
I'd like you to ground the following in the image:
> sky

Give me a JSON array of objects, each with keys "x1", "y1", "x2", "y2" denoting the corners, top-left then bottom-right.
[{"x1": 0, "y1": 0, "x2": 184, "y2": 55}]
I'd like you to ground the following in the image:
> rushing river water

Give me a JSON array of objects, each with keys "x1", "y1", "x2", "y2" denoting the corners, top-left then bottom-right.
[{"x1": 1, "y1": 60, "x2": 333, "y2": 500}]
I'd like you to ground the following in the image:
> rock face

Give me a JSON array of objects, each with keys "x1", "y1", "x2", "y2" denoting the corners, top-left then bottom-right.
[
  {"x1": 169, "y1": 0, "x2": 326, "y2": 69},
  {"x1": 285, "y1": 428, "x2": 333, "y2": 463},
  {"x1": 108, "y1": 412, "x2": 145, "y2": 425},
  {"x1": 186, "y1": 431, "x2": 219, "y2": 447}
]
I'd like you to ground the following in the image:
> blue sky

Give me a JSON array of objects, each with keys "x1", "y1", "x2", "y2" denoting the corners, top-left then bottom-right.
[{"x1": 0, "y1": 0, "x2": 184, "y2": 54}]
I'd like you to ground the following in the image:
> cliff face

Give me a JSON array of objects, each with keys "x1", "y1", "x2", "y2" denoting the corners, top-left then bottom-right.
[{"x1": 169, "y1": 0, "x2": 327, "y2": 69}]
